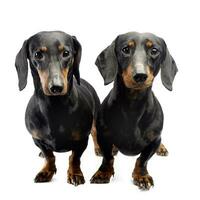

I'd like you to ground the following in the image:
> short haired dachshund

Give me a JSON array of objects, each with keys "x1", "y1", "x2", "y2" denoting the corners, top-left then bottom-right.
[
  {"x1": 90, "y1": 32, "x2": 178, "y2": 190},
  {"x1": 15, "y1": 31, "x2": 101, "y2": 185}
]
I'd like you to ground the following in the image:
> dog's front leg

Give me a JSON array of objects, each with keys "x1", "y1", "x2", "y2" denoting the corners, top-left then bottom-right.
[
  {"x1": 90, "y1": 130, "x2": 114, "y2": 184},
  {"x1": 132, "y1": 138, "x2": 161, "y2": 190},
  {"x1": 34, "y1": 139, "x2": 56, "y2": 183},
  {"x1": 67, "y1": 138, "x2": 88, "y2": 186}
]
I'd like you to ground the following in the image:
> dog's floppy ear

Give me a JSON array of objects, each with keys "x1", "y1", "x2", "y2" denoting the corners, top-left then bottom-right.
[
  {"x1": 15, "y1": 40, "x2": 28, "y2": 91},
  {"x1": 160, "y1": 40, "x2": 178, "y2": 91},
  {"x1": 72, "y1": 36, "x2": 82, "y2": 85},
  {"x1": 95, "y1": 38, "x2": 118, "y2": 85}
]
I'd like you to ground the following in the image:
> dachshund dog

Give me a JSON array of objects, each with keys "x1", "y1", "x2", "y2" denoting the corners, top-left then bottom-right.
[
  {"x1": 90, "y1": 32, "x2": 177, "y2": 190},
  {"x1": 15, "y1": 31, "x2": 101, "y2": 185}
]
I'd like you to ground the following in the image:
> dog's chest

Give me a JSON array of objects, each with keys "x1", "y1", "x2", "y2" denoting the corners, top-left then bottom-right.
[
  {"x1": 105, "y1": 103, "x2": 150, "y2": 155},
  {"x1": 35, "y1": 104, "x2": 93, "y2": 152},
  {"x1": 111, "y1": 121, "x2": 148, "y2": 155}
]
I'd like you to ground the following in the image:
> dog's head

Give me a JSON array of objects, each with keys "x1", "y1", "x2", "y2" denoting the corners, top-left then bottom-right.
[
  {"x1": 15, "y1": 31, "x2": 81, "y2": 96},
  {"x1": 95, "y1": 32, "x2": 178, "y2": 91}
]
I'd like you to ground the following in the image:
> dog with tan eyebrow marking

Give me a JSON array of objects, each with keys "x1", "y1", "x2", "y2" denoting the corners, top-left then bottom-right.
[
  {"x1": 90, "y1": 32, "x2": 178, "y2": 190},
  {"x1": 15, "y1": 31, "x2": 100, "y2": 185}
]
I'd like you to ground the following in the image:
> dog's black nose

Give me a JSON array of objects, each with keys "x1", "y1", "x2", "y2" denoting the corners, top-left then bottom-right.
[
  {"x1": 133, "y1": 73, "x2": 147, "y2": 83},
  {"x1": 50, "y1": 85, "x2": 63, "y2": 94}
]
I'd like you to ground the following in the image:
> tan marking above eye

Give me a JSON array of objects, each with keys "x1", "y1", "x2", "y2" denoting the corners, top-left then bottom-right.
[
  {"x1": 58, "y1": 45, "x2": 64, "y2": 51},
  {"x1": 39, "y1": 46, "x2": 48, "y2": 52},
  {"x1": 146, "y1": 40, "x2": 153, "y2": 48},
  {"x1": 128, "y1": 40, "x2": 135, "y2": 47}
]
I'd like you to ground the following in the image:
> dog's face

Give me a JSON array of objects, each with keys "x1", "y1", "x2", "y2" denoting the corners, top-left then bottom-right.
[
  {"x1": 115, "y1": 33, "x2": 165, "y2": 90},
  {"x1": 96, "y1": 32, "x2": 178, "y2": 91},
  {"x1": 15, "y1": 31, "x2": 81, "y2": 95}
]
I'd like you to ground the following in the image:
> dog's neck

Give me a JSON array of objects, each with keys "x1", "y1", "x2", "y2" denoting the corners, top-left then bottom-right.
[{"x1": 36, "y1": 85, "x2": 78, "y2": 107}]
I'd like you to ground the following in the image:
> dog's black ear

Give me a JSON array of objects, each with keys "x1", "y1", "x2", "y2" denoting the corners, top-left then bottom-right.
[
  {"x1": 72, "y1": 36, "x2": 82, "y2": 85},
  {"x1": 15, "y1": 40, "x2": 28, "y2": 91},
  {"x1": 95, "y1": 38, "x2": 118, "y2": 85},
  {"x1": 160, "y1": 40, "x2": 178, "y2": 91}
]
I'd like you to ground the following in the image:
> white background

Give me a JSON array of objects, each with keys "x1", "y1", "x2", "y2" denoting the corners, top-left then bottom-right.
[{"x1": 0, "y1": 0, "x2": 199, "y2": 199}]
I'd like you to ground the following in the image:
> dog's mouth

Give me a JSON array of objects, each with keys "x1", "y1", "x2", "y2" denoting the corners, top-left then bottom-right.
[
  {"x1": 131, "y1": 82, "x2": 153, "y2": 90},
  {"x1": 48, "y1": 92, "x2": 67, "y2": 96},
  {"x1": 46, "y1": 91, "x2": 68, "y2": 96}
]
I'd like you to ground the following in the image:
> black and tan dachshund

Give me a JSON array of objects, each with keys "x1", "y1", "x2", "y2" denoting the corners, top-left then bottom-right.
[
  {"x1": 90, "y1": 32, "x2": 178, "y2": 190},
  {"x1": 15, "y1": 31, "x2": 101, "y2": 185}
]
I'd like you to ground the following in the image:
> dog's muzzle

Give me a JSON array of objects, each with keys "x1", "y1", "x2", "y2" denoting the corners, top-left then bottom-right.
[
  {"x1": 133, "y1": 63, "x2": 148, "y2": 83},
  {"x1": 48, "y1": 74, "x2": 64, "y2": 95}
]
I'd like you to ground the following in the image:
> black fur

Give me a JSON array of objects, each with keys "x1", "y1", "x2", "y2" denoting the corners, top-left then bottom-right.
[
  {"x1": 15, "y1": 31, "x2": 100, "y2": 184},
  {"x1": 91, "y1": 32, "x2": 177, "y2": 190}
]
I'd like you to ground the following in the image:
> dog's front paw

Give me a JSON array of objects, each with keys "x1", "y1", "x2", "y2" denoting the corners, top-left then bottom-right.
[
  {"x1": 156, "y1": 144, "x2": 169, "y2": 156},
  {"x1": 90, "y1": 170, "x2": 114, "y2": 184},
  {"x1": 67, "y1": 171, "x2": 85, "y2": 186},
  {"x1": 34, "y1": 168, "x2": 56, "y2": 183},
  {"x1": 133, "y1": 174, "x2": 154, "y2": 190}
]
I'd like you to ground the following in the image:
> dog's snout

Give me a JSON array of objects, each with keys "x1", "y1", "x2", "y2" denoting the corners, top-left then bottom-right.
[
  {"x1": 133, "y1": 73, "x2": 147, "y2": 83},
  {"x1": 48, "y1": 72, "x2": 64, "y2": 94},
  {"x1": 50, "y1": 85, "x2": 63, "y2": 94}
]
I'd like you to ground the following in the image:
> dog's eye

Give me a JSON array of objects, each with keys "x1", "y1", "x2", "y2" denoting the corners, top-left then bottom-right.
[
  {"x1": 35, "y1": 51, "x2": 43, "y2": 60},
  {"x1": 122, "y1": 46, "x2": 130, "y2": 54},
  {"x1": 150, "y1": 48, "x2": 160, "y2": 57},
  {"x1": 63, "y1": 50, "x2": 70, "y2": 57}
]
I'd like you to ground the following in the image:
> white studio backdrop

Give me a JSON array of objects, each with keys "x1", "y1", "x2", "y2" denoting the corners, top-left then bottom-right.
[{"x1": 0, "y1": 0, "x2": 199, "y2": 199}]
